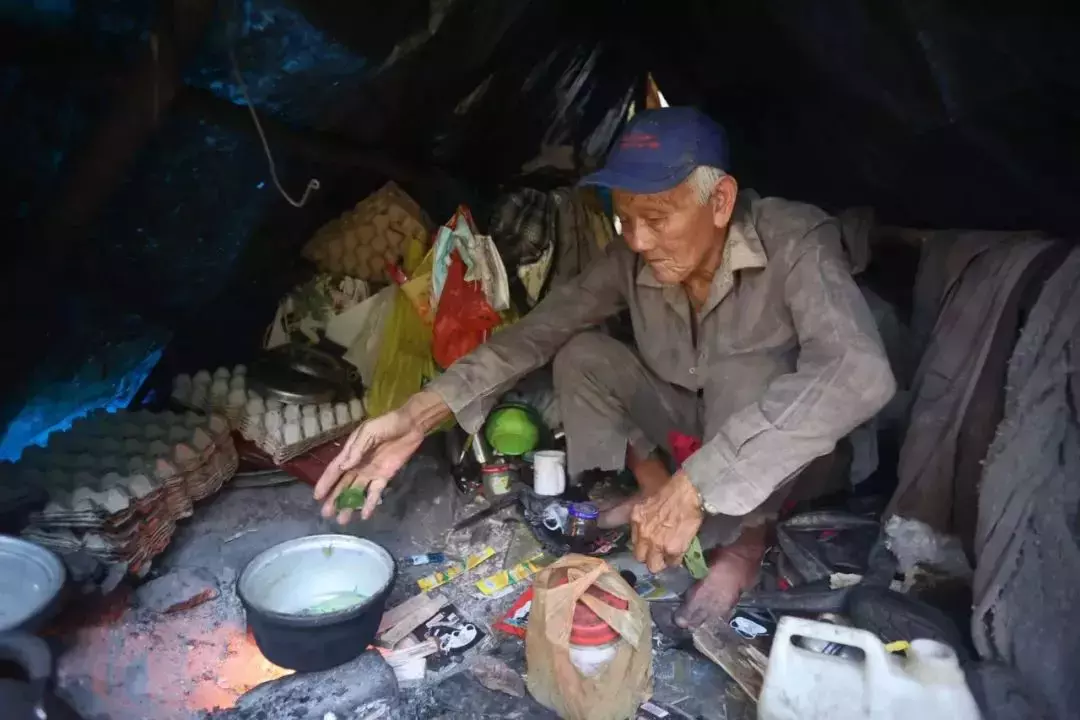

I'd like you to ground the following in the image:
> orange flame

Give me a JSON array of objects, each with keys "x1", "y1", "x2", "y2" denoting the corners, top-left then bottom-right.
[{"x1": 187, "y1": 626, "x2": 295, "y2": 711}]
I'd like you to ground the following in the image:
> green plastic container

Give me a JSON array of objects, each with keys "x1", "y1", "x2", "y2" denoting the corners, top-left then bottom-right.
[{"x1": 485, "y1": 405, "x2": 540, "y2": 456}]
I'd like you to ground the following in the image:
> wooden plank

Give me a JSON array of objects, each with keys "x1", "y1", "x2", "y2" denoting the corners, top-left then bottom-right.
[
  {"x1": 692, "y1": 619, "x2": 767, "y2": 702},
  {"x1": 378, "y1": 638, "x2": 439, "y2": 667},
  {"x1": 376, "y1": 591, "x2": 449, "y2": 646}
]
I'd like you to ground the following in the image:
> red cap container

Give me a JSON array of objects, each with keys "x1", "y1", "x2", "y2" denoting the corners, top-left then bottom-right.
[{"x1": 553, "y1": 571, "x2": 629, "y2": 647}]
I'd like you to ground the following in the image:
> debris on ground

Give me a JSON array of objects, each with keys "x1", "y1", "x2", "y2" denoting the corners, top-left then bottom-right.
[
  {"x1": 136, "y1": 567, "x2": 220, "y2": 614},
  {"x1": 469, "y1": 655, "x2": 526, "y2": 698},
  {"x1": 205, "y1": 650, "x2": 399, "y2": 719},
  {"x1": 377, "y1": 592, "x2": 451, "y2": 646}
]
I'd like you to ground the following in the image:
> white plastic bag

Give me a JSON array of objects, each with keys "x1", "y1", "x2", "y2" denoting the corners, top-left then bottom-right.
[{"x1": 341, "y1": 286, "x2": 396, "y2": 387}]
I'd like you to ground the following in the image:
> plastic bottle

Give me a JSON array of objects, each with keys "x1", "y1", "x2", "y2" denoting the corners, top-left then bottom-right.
[{"x1": 759, "y1": 616, "x2": 982, "y2": 720}]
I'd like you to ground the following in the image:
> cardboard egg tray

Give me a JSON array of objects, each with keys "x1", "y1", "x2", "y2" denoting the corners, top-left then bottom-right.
[
  {"x1": 170, "y1": 365, "x2": 248, "y2": 429},
  {"x1": 9, "y1": 409, "x2": 239, "y2": 573},
  {"x1": 241, "y1": 415, "x2": 360, "y2": 464},
  {"x1": 239, "y1": 397, "x2": 365, "y2": 464}
]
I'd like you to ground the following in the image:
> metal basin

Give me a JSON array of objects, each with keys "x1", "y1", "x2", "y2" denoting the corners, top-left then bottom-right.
[
  {"x1": 237, "y1": 535, "x2": 396, "y2": 671},
  {"x1": 0, "y1": 535, "x2": 66, "y2": 633}
]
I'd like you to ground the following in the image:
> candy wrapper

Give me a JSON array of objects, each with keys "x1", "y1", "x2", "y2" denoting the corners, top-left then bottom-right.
[{"x1": 417, "y1": 546, "x2": 495, "y2": 592}]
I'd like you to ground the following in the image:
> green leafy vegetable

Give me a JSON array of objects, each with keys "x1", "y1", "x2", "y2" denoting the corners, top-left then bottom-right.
[
  {"x1": 684, "y1": 536, "x2": 709, "y2": 580},
  {"x1": 335, "y1": 487, "x2": 367, "y2": 511}
]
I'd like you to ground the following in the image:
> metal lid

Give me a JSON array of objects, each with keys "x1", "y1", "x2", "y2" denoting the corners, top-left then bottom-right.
[
  {"x1": 0, "y1": 535, "x2": 66, "y2": 633},
  {"x1": 568, "y1": 502, "x2": 599, "y2": 520},
  {"x1": 552, "y1": 570, "x2": 628, "y2": 647}
]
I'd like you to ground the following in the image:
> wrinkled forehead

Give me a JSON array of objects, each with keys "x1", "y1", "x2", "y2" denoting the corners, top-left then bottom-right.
[{"x1": 612, "y1": 181, "x2": 694, "y2": 214}]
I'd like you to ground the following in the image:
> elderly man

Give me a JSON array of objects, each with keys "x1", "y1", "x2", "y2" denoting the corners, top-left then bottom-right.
[{"x1": 315, "y1": 107, "x2": 896, "y2": 628}]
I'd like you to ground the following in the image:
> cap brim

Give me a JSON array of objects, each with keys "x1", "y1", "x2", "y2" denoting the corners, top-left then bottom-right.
[{"x1": 579, "y1": 165, "x2": 693, "y2": 195}]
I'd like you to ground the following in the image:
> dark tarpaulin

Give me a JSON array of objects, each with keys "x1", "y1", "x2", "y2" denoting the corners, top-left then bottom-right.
[
  {"x1": 3, "y1": 0, "x2": 1080, "y2": 448},
  {"x1": 643, "y1": 0, "x2": 1080, "y2": 234}
]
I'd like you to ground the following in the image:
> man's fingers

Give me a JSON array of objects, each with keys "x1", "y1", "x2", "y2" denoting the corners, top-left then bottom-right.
[
  {"x1": 664, "y1": 532, "x2": 694, "y2": 559},
  {"x1": 335, "y1": 508, "x2": 355, "y2": 525},
  {"x1": 630, "y1": 513, "x2": 647, "y2": 563},
  {"x1": 360, "y1": 478, "x2": 388, "y2": 521},
  {"x1": 646, "y1": 546, "x2": 667, "y2": 574},
  {"x1": 313, "y1": 460, "x2": 344, "y2": 502},
  {"x1": 320, "y1": 469, "x2": 359, "y2": 518},
  {"x1": 313, "y1": 425, "x2": 368, "y2": 500}
]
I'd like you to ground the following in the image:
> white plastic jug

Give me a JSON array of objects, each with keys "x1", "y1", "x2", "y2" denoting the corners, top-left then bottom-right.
[{"x1": 759, "y1": 616, "x2": 982, "y2": 720}]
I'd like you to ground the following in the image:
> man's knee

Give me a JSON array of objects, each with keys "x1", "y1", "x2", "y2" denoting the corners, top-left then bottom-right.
[{"x1": 553, "y1": 332, "x2": 631, "y2": 389}]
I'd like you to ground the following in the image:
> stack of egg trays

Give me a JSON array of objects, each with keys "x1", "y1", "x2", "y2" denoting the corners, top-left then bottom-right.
[{"x1": 10, "y1": 409, "x2": 238, "y2": 574}]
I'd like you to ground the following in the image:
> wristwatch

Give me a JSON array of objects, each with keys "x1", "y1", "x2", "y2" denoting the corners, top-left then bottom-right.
[{"x1": 692, "y1": 484, "x2": 716, "y2": 516}]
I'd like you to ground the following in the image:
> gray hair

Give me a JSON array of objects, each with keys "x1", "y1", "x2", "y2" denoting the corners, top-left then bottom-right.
[{"x1": 687, "y1": 166, "x2": 726, "y2": 205}]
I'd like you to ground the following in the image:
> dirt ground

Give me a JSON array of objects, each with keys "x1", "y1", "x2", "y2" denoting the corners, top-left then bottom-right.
[{"x1": 51, "y1": 449, "x2": 754, "y2": 720}]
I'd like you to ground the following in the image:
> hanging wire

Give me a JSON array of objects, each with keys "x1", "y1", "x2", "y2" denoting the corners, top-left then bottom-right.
[{"x1": 226, "y1": 9, "x2": 320, "y2": 208}]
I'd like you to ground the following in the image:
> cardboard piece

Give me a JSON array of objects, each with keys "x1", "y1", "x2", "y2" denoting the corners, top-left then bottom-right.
[
  {"x1": 377, "y1": 591, "x2": 450, "y2": 646},
  {"x1": 692, "y1": 618, "x2": 768, "y2": 702}
]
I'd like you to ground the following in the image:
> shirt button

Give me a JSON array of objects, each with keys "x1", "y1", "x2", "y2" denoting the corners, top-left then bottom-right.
[{"x1": 689, "y1": 367, "x2": 697, "y2": 375}]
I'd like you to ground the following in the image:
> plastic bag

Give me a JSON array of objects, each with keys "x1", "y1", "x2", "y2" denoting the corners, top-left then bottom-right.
[
  {"x1": 398, "y1": 244, "x2": 437, "y2": 324},
  {"x1": 526, "y1": 555, "x2": 652, "y2": 720},
  {"x1": 340, "y1": 285, "x2": 396, "y2": 386},
  {"x1": 364, "y1": 234, "x2": 439, "y2": 416},
  {"x1": 364, "y1": 287, "x2": 437, "y2": 417},
  {"x1": 432, "y1": 250, "x2": 501, "y2": 369}
]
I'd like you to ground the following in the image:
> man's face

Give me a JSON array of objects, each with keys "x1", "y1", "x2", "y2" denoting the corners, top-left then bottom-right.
[{"x1": 613, "y1": 175, "x2": 735, "y2": 285}]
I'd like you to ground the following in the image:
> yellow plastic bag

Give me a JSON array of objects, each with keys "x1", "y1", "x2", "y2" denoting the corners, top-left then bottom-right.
[
  {"x1": 526, "y1": 555, "x2": 653, "y2": 720},
  {"x1": 364, "y1": 287, "x2": 437, "y2": 417},
  {"x1": 399, "y1": 241, "x2": 436, "y2": 325},
  {"x1": 364, "y1": 235, "x2": 438, "y2": 417}
]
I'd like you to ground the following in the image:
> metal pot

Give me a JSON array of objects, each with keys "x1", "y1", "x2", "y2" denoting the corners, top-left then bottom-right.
[
  {"x1": 237, "y1": 535, "x2": 396, "y2": 672},
  {"x1": 0, "y1": 535, "x2": 66, "y2": 634},
  {"x1": 0, "y1": 632, "x2": 83, "y2": 720}
]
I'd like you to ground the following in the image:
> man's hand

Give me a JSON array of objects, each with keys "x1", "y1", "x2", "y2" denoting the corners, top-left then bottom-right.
[
  {"x1": 313, "y1": 391, "x2": 450, "y2": 524},
  {"x1": 630, "y1": 470, "x2": 704, "y2": 573}
]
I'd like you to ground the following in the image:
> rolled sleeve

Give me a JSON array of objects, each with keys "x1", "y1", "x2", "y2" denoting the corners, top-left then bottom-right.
[
  {"x1": 685, "y1": 222, "x2": 897, "y2": 515},
  {"x1": 426, "y1": 242, "x2": 630, "y2": 433}
]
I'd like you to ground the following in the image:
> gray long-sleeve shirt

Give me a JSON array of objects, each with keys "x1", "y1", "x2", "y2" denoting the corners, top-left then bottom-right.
[{"x1": 427, "y1": 191, "x2": 896, "y2": 516}]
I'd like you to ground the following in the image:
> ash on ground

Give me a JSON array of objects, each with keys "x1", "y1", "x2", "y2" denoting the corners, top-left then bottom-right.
[{"x1": 52, "y1": 446, "x2": 752, "y2": 719}]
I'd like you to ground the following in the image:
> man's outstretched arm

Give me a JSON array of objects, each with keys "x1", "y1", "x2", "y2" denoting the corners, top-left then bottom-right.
[{"x1": 426, "y1": 242, "x2": 631, "y2": 433}]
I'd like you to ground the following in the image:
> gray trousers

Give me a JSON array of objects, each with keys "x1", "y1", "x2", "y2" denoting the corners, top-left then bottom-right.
[{"x1": 553, "y1": 332, "x2": 847, "y2": 546}]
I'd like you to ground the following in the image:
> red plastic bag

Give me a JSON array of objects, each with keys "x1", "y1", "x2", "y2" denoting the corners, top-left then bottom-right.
[
  {"x1": 433, "y1": 251, "x2": 501, "y2": 368},
  {"x1": 667, "y1": 430, "x2": 702, "y2": 467}
]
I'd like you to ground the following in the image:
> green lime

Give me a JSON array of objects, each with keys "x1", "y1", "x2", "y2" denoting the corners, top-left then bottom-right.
[{"x1": 335, "y1": 487, "x2": 367, "y2": 511}]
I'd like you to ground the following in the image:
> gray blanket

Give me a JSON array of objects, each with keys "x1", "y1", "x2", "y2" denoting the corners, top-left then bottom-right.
[{"x1": 973, "y1": 247, "x2": 1080, "y2": 719}]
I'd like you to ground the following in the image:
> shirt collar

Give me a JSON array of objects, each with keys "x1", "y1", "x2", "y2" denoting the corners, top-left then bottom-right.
[{"x1": 635, "y1": 191, "x2": 768, "y2": 288}]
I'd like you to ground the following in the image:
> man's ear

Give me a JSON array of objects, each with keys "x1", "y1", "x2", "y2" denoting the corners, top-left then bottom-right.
[{"x1": 711, "y1": 174, "x2": 739, "y2": 229}]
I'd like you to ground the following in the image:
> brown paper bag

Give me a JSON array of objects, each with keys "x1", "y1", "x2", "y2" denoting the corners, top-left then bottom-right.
[{"x1": 526, "y1": 554, "x2": 652, "y2": 720}]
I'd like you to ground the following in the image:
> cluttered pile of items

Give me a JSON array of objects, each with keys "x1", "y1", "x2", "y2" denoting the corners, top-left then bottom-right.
[
  {"x1": 0, "y1": 175, "x2": 1037, "y2": 720},
  {"x1": 181, "y1": 180, "x2": 985, "y2": 718}
]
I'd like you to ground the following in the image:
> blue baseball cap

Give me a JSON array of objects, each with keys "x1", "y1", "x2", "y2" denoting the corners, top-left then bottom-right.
[{"x1": 580, "y1": 107, "x2": 730, "y2": 194}]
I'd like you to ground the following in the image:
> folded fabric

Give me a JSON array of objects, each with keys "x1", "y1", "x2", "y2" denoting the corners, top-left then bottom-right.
[
  {"x1": 264, "y1": 274, "x2": 370, "y2": 349},
  {"x1": 431, "y1": 206, "x2": 511, "y2": 313}
]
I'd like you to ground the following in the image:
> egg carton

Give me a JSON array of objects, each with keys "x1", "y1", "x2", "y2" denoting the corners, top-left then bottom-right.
[
  {"x1": 22, "y1": 484, "x2": 177, "y2": 570},
  {"x1": 20, "y1": 413, "x2": 233, "y2": 523},
  {"x1": 240, "y1": 396, "x2": 365, "y2": 464},
  {"x1": 12, "y1": 409, "x2": 238, "y2": 573},
  {"x1": 24, "y1": 513, "x2": 175, "y2": 576},
  {"x1": 170, "y1": 365, "x2": 248, "y2": 427}
]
